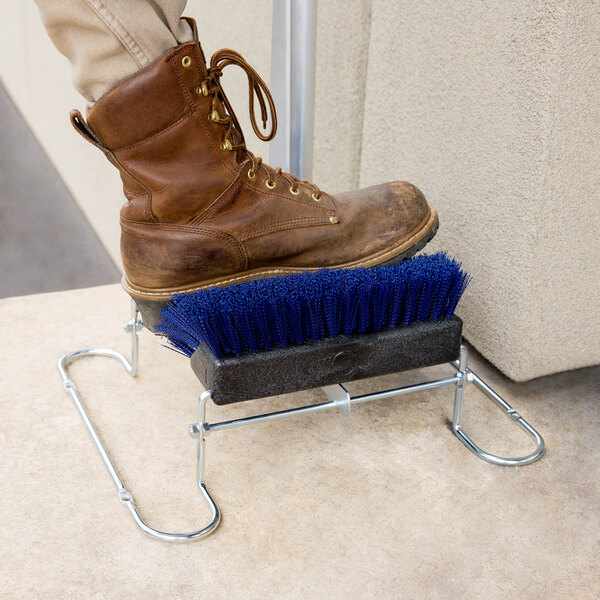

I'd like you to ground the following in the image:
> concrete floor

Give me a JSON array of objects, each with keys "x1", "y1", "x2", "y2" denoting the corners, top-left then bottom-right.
[
  {"x1": 1, "y1": 283, "x2": 598, "y2": 599},
  {"x1": 0, "y1": 83, "x2": 119, "y2": 299}
]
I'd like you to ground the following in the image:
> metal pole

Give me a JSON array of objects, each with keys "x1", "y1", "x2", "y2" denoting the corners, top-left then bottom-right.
[{"x1": 270, "y1": 0, "x2": 317, "y2": 179}]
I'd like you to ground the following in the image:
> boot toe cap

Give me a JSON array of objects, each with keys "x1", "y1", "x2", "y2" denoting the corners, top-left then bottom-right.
[
  {"x1": 382, "y1": 181, "x2": 430, "y2": 230},
  {"x1": 334, "y1": 180, "x2": 433, "y2": 240}
]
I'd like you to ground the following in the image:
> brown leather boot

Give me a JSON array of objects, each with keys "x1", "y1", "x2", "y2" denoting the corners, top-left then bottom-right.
[{"x1": 70, "y1": 18, "x2": 437, "y2": 329}]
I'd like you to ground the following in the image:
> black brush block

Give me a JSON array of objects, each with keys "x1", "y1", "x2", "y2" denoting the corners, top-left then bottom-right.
[{"x1": 190, "y1": 316, "x2": 463, "y2": 404}]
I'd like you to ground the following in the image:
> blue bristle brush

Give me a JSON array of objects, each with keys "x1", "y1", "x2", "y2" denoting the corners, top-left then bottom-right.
[{"x1": 157, "y1": 252, "x2": 471, "y2": 359}]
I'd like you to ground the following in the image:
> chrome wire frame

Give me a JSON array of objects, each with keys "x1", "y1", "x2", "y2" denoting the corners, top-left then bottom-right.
[
  {"x1": 451, "y1": 346, "x2": 545, "y2": 466},
  {"x1": 198, "y1": 346, "x2": 545, "y2": 468},
  {"x1": 57, "y1": 300, "x2": 220, "y2": 542},
  {"x1": 58, "y1": 303, "x2": 544, "y2": 543}
]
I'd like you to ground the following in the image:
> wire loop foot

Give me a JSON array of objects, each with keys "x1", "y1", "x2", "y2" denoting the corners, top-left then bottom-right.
[
  {"x1": 58, "y1": 300, "x2": 221, "y2": 542},
  {"x1": 451, "y1": 345, "x2": 545, "y2": 466}
]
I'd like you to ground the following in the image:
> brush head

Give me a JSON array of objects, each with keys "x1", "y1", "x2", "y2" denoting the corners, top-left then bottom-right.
[{"x1": 158, "y1": 252, "x2": 471, "y2": 359}]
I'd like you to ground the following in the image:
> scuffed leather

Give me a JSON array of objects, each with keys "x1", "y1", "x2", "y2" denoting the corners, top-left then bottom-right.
[
  {"x1": 121, "y1": 218, "x2": 246, "y2": 288},
  {"x1": 76, "y1": 20, "x2": 436, "y2": 292},
  {"x1": 243, "y1": 182, "x2": 430, "y2": 269}
]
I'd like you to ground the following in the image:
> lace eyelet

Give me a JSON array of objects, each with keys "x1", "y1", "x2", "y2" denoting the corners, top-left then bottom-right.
[
  {"x1": 312, "y1": 193, "x2": 321, "y2": 202},
  {"x1": 182, "y1": 56, "x2": 192, "y2": 68},
  {"x1": 266, "y1": 180, "x2": 276, "y2": 190},
  {"x1": 209, "y1": 110, "x2": 220, "y2": 123},
  {"x1": 220, "y1": 140, "x2": 233, "y2": 151},
  {"x1": 196, "y1": 82, "x2": 209, "y2": 96},
  {"x1": 247, "y1": 169, "x2": 256, "y2": 180},
  {"x1": 290, "y1": 186, "x2": 300, "y2": 196},
  {"x1": 329, "y1": 216, "x2": 339, "y2": 224}
]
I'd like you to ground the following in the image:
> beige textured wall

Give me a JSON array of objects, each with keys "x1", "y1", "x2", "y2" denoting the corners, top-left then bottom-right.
[
  {"x1": 1, "y1": 2, "x2": 122, "y2": 265},
  {"x1": 313, "y1": 0, "x2": 372, "y2": 192},
  {"x1": 1, "y1": 1, "x2": 598, "y2": 380},
  {"x1": 359, "y1": 0, "x2": 600, "y2": 380}
]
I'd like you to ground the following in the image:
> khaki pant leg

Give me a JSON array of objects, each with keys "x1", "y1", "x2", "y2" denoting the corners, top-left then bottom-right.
[{"x1": 34, "y1": 0, "x2": 193, "y2": 102}]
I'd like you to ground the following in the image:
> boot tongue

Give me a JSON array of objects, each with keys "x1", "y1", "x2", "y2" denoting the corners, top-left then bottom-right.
[{"x1": 230, "y1": 129, "x2": 248, "y2": 164}]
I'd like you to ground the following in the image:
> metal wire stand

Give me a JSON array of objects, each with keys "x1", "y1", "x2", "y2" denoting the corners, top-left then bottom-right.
[{"x1": 58, "y1": 300, "x2": 545, "y2": 542}]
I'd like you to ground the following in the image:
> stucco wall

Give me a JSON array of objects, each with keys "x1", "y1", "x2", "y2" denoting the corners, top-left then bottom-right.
[
  {"x1": 313, "y1": 0, "x2": 372, "y2": 192},
  {"x1": 359, "y1": 0, "x2": 600, "y2": 380},
  {"x1": 1, "y1": 1, "x2": 598, "y2": 380},
  {"x1": 1, "y1": 2, "x2": 122, "y2": 265}
]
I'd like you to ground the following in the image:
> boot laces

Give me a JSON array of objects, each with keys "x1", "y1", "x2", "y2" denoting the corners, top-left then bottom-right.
[{"x1": 203, "y1": 48, "x2": 321, "y2": 199}]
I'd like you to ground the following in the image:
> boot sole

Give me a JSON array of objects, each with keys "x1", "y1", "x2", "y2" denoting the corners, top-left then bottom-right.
[{"x1": 124, "y1": 205, "x2": 439, "y2": 332}]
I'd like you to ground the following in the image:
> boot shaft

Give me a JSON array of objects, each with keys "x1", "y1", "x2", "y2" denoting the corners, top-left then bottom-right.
[{"x1": 83, "y1": 36, "x2": 242, "y2": 223}]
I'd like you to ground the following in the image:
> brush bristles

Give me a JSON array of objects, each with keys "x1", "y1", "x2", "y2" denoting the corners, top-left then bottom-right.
[{"x1": 158, "y1": 252, "x2": 471, "y2": 358}]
